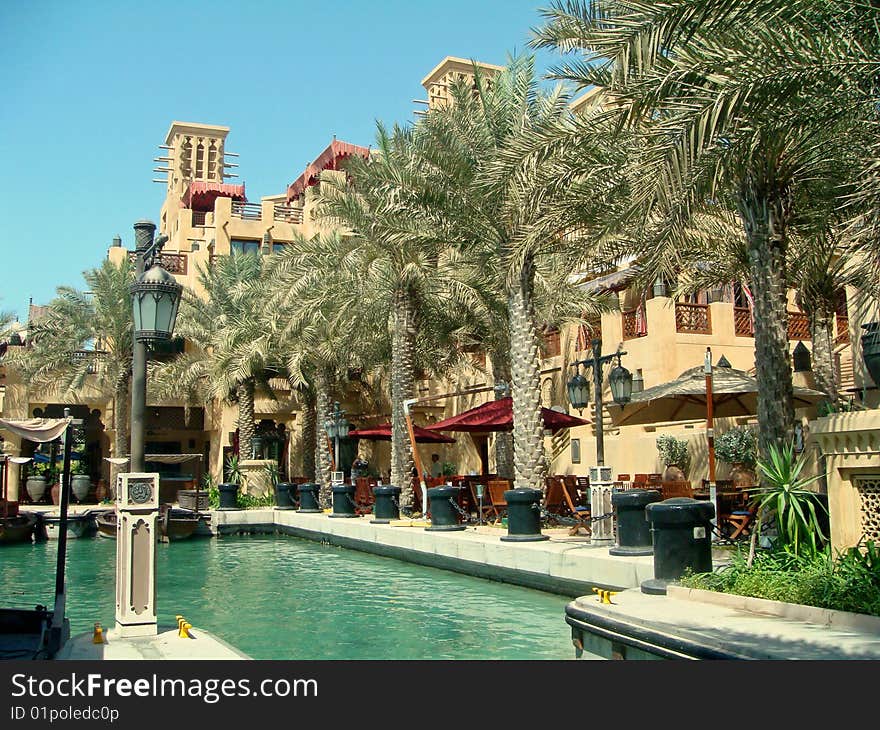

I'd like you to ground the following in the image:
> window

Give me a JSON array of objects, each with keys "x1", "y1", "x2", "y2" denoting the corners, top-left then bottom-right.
[
  {"x1": 271, "y1": 242, "x2": 289, "y2": 254},
  {"x1": 230, "y1": 239, "x2": 260, "y2": 256},
  {"x1": 571, "y1": 438, "x2": 581, "y2": 464}
]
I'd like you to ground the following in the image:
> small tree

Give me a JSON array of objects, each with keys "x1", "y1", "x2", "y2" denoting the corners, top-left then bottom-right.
[
  {"x1": 656, "y1": 434, "x2": 691, "y2": 476},
  {"x1": 714, "y1": 427, "x2": 757, "y2": 468}
]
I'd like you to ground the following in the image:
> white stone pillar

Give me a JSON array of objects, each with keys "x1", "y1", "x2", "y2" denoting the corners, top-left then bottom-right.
[
  {"x1": 115, "y1": 473, "x2": 159, "y2": 638},
  {"x1": 589, "y1": 465, "x2": 614, "y2": 545}
]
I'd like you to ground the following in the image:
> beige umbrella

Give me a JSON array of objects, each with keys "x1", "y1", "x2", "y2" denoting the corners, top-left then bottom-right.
[{"x1": 608, "y1": 361, "x2": 824, "y2": 427}]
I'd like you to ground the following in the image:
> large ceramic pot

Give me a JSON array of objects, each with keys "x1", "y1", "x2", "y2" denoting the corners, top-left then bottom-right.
[
  {"x1": 663, "y1": 465, "x2": 686, "y2": 482},
  {"x1": 26, "y1": 476, "x2": 47, "y2": 503},
  {"x1": 71, "y1": 475, "x2": 92, "y2": 503},
  {"x1": 861, "y1": 321, "x2": 880, "y2": 386},
  {"x1": 728, "y1": 463, "x2": 756, "y2": 488}
]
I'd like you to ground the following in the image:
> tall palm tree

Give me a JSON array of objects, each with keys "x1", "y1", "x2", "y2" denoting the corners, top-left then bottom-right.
[
  {"x1": 407, "y1": 56, "x2": 617, "y2": 491},
  {"x1": 533, "y1": 0, "x2": 878, "y2": 454},
  {"x1": 7, "y1": 258, "x2": 135, "y2": 483},
  {"x1": 152, "y1": 253, "x2": 279, "y2": 472}
]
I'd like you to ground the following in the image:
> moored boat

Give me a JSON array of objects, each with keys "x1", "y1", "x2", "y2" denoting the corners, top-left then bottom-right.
[
  {"x1": 0, "y1": 513, "x2": 38, "y2": 545},
  {"x1": 95, "y1": 510, "x2": 117, "y2": 539},
  {"x1": 41, "y1": 511, "x2": 96, "y2": 540},
  {"x1": 96, "y1": 507, "x2": 206, "y2": 541}
]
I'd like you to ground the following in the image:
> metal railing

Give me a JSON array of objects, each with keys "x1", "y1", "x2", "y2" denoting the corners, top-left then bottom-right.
[
  {"x1": 231, "y1": 201, "x2": 263, "y2": 220},
  {"x1": 192, "y1": 210, "x2": 207, "y2": 226},
  {"x1": 675, "y1": 302, "x2": 712, "y2": 334},
  {"x1": 273, "y1": 203, "x2": 304, "y2": 224}
]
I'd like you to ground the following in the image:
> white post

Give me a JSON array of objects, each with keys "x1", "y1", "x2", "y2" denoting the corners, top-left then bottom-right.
[
  {"x1": 115, "y1": 472, "x2": 160, "y2": 638},
  {"x1": 589, "y1": 465, "x2": 614, "y2": 545}
]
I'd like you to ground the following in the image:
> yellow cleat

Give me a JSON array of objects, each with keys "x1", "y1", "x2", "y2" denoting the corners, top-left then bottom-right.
[
  {"x1": 178, "y1": 621, "x2": 192, "y2": 639},
  {"x1": 92, "y1": 622, "x2": 104, "y2": 644}
]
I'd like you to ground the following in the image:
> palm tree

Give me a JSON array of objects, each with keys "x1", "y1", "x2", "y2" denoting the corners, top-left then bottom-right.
[
  {"x1": 7, "y1": 258, "x2": 135, "y2": 483},
  {"x1": 406, "y1": 56, "x2": 617, "y2": 491},
  {"x1": 152, "y1": 252, "x2": 279, "y2": 473},
  {"x1": 532, "y1": 0, "x2": 878, "y2": 454}
]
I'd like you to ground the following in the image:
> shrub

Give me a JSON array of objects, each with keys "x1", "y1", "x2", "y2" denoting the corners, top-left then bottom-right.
[
  {"x1": 714, "y1": 426, "x2": 757, "y2": 467},
  {"x1": 656, "y1": 434, "x2": 690, "y2": 473}
]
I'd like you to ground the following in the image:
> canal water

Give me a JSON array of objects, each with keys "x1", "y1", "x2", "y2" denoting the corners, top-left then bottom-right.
[{"x1": 0, "y1": 534, "x2": 580, "y2": 659}]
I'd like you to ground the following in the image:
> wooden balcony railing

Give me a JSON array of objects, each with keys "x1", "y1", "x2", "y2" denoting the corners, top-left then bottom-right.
[
  {"x1": 734, "y1": 306, "x2": 753, "y2": 337},
  {"x1": 622, "y1": 307, "x2": 647, "y2": 340},
  {"x1": 128, "y1": 251, "x2": 187, "y2": 275},
  {"x1": 541, "y1": 328, "x2": 561, "y2": 357},
  {"x1": 835, "y1": 314, "x2": 850, "y2": 345},
  {"x1": 788, "y1": 311, "x2": 811, "y2": 340},
  {"x1": 675, "y1": 302, "x2": 712, "y2": 334},
  {"x1": 273, "y1": 203, "x2": 304, "y2": 224},
  {"x1": 231, "y1": 201, "x2": 263, "y2": 220}
]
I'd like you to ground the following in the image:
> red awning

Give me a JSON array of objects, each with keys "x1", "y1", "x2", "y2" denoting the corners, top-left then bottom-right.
[
  {"x1": 184, "y1": 181, "x2": 247, "y2": 211},
  {"x1": 286, "y1": 139, "x2": 371, "y2": 201},
  {"x1": 424, "y1": 397, "x2": 590, "y2": 433},
  {"x1": 349, "y1": 422, "x2": 456, "y2": 444}
]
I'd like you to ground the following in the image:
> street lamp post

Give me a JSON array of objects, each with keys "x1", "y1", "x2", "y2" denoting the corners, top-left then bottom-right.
[
  {"x1": 129, "y1": 220, "x2": 182, "y2": 471},
  {"x1": 566, "y1": 338, "x2": 632, "y2": 467},
  {"x1": 566, "y1": 338, "x2": 633, "y2": 546},
  {"x1": 323, "y1": 401, "x2": 350, "y2": 478}
]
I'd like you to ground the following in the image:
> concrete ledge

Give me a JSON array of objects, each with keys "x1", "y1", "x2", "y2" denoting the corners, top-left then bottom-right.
[
  {"x1": 206, "y1": 509, "x2": 655, "y2": 596},
  {"x1": 667, "y1": 585, "x2": 880, "y2": 633},
  {"x1": 56, "y1": 625, "x2": 250, "y2": 660}
]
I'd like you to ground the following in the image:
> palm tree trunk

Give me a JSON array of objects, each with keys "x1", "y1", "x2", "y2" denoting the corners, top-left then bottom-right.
[
  {"x1": 300, "y1": 387, "x2": 317, "y2": 481},
  {"x1": 738, "y1": 183, "x2": 795, "y2": 457},
  {"x1": 492, "y1": 356, "x2": 514, "y2": 480},
  {"x1": 314, "y1": 369, "x2": 333, "y2": 506},
  {"x1": 237, "y1": 379, "x2": 256, "y2": 458},
  {"x1": 391, "y1": 286, "x2": 417, "y2": 508},
  {"x1": 509, "y1": 255, "x2": 547, "y2": 490},
  {"x1": 111, "y1": 373, "x2": 130, "y2": 497},
  {"x1": 809, "y1": 306, "x2": 839, "y2": 407}
]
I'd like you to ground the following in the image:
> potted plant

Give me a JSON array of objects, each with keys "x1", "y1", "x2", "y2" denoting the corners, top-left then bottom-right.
[
  {"x1": 218, "y1": 454, "x2": 243, "y2": 510},
  {"x1": 71, "y1": 459, "x2": 92, "y2": 503},
  {"x1": 714, "y1": 426, "x2": 758, "y2": 487},
  {"x1": 26, "y1": 461, "x2": 49, "y2": 504},
  {"x1": 656, "y1": 434, "x2": 691, "y2": 481}
]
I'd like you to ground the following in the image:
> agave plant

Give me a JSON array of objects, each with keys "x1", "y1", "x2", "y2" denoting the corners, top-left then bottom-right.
[{"x1": 752, "y1": 443, "x2": 827, "y2": 556}]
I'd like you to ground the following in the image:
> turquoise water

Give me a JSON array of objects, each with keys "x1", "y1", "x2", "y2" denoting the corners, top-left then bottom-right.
[{"x1": 0, "y1": 535, "x2": 577, "y2": 659}]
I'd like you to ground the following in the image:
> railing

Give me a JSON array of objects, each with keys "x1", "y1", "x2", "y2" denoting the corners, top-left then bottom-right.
[
  {"x1": 734, "y1": 306, "x2": 753, "y2": 337},
  {"x1": 788, "y1": 311, "x2": 811, "y2": 340},
  {"x1": 127, "y1": 251, "x2": 187, "y2": 275},
  {"x1": 273, "y1": 203, "x2": 304, "y2": 224},
  {"x1": 622, "y1": 307, "x2": 647, "y2": 340},
  {"x1": 675, "y1": 302, "x2": 711, "y2": 334},
  {"x1": 231, "y1": 201, "x2": 263, "y2": 220},
  {"x1": 71, "y1": 350, "x2": 106, "y2": 374},
  {"x1": 835, "y1": 314, "x2": 850, "y2": 345},
  {"x1": 192, "y1": 210, "x2": 207, "y2": 226}
]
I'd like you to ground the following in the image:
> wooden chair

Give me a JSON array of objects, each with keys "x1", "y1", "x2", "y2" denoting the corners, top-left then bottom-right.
[
  {"x1": 660, "y1": 481, "x2": 693, "y2": 499},
  {"x1": 487, "y1": 480, "x2": 511, "y2": 521},
  {"x1": 561, "y1": 480, "x2": 591, "y2": 536},
  {"x1": 575, "y1": 476, "x2": 590, "y2": 490},
  {"x1": 632, "y1": 473, "x2": 648, "y2": 489},
  {"x1": 468, "y1": 481, "x2": 497, "y2": 522},
  {"x1": 647, "y1": 473, "x2": 663, "y2": 485},
  {"x1": 543, "y1": 476, "x2": 567, "y2": 522}
]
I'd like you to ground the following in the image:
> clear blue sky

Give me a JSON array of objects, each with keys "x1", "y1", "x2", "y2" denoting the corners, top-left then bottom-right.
[{"x1": 0, "y1": 0, "x2": 570, "y2": 324}]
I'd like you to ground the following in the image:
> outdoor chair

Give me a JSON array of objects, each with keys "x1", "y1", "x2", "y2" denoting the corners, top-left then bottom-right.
[
  {"x1": 632, "y1": 473, "x2": 649, "y2": 489},
  {"x1": 660, "y1": 481, "x2": 693, "y2": 499},
  {"x1": 542, "y1": 476, "x2": 567, "y2": 523},
  {"x1": 561, "y1": 480, "x2": 591, "y2": 536},
  {"x1": 575, "y1": 476, "x2": 590, "y2": 490},
  {"x1": 468, "y1": 481, "x2": 497, "y2": 522},
  {"x1": 486, "y1": 480, "x2": 511, "y2": 521}
]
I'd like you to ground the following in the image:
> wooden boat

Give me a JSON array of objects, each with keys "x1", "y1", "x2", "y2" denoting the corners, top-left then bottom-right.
[
  {"x1": 96, "y1": 507, "x2": 203, "y2": 542},
  {"x1": 95, "y1": 510, "x2": 117, "y2": 539},
  {"x1": 0, "y1": 513, "x2": 37, "y2": 545},
  {"x1": 42, "y1": 512, "x2": 96, "y2": 540}
]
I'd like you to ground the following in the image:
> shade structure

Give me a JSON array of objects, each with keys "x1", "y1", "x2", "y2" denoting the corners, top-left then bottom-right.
[
  {"x1": 425, "y1": 397, "x2": 589, "y2": 433},
  {"x1": 348, "y1": 422, "x2": 456, "y2": 444},
  {"x1": 607, "y1": 365, "x2": 824, "y2": 427}
]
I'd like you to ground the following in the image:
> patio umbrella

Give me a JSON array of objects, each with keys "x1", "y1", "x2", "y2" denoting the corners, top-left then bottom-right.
[
  {"x1": 607, "y1": 361, "x2": 824, "y2": 427},
  {"x1": 349, "y1": 422, "x2": 456, "y2": 444},
  {"x1": 424, "y1": 396, "x2": 590, "y2": 433}
]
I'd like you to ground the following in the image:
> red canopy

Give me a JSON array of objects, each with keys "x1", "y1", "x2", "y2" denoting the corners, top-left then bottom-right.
[
  {"x1": 349, "y1": 422, "x2": 456, "y2": 444},
  {"x1": 184, "y1": 181, "x2": 246, "y2": 211},
  {"x1": 425, "y1": 397, "x2": 589, "y2": 433},
  {"x1": 286, "y1": 139, "x2": 371, "y2": 201}
]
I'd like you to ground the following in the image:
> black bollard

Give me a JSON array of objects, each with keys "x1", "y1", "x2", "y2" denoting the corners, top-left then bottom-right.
[
  {"x1": 610, "y1": 489, "x2": 662, "y2": 556},
  {"x1": 501, "y1": 488, "x2": 548, "y2": 542},
  {"x1": 371, "y1": 485, "x2": 401, "y2": 524},
  {"x1": 274, "y1": 482, "x2": 296, "y2": 510},
  {"x1": 425, "y1": 485, "x2": 466, "y2": 531},
  {"x1": 329, "y1": 484, "x2": 358, "y2": 518},
  {"x1": 297, "y1": 483, "x2": 322, "y2": 513},
  {"x1": 217, "y1": 483, "x2": 240, "y2": 510}
]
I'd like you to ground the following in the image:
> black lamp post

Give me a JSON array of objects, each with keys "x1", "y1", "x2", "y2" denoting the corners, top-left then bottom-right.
[
  {"x1": 130, "y1": 220, "x2": 182, "y2": 472},
  {"x1": 323, "y1": 401, "x2": 350, "y2": 474},
  {"x1": 566, "y1": 338, "x2": 632, "y2": 467}
]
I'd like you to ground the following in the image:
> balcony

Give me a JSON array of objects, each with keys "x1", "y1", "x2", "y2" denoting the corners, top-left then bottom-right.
[
  {"x1": 788, "y1": 311, "x2": 810, "y2": 340},
  {"x1": 273, "y1": 203, "x2": 304, "y2": 224},
  {"x1": 622, "y1": 307, "x2": 647, "y2": 340},
  {"x1": 71, "y1": 350, "x2": 107, "y2": 374},
  {"x1": 127, "y1": 251, "x2": 187, "y2": 275},
  {"x1": 541, "y1": 328, "x2": 561, "y2": 357},
  {"x1": 734, "y1": 306, "x2": 752, "y2": 337},
  {"x1": 231, "y1": 201, "x2": 263, "y2": 221},
  {"x1": 675, "y1": 302, "x2": 711, "y2": 334},
  {"x1": 734, "y1": 307, "x2": 813, "y2": 340}
]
